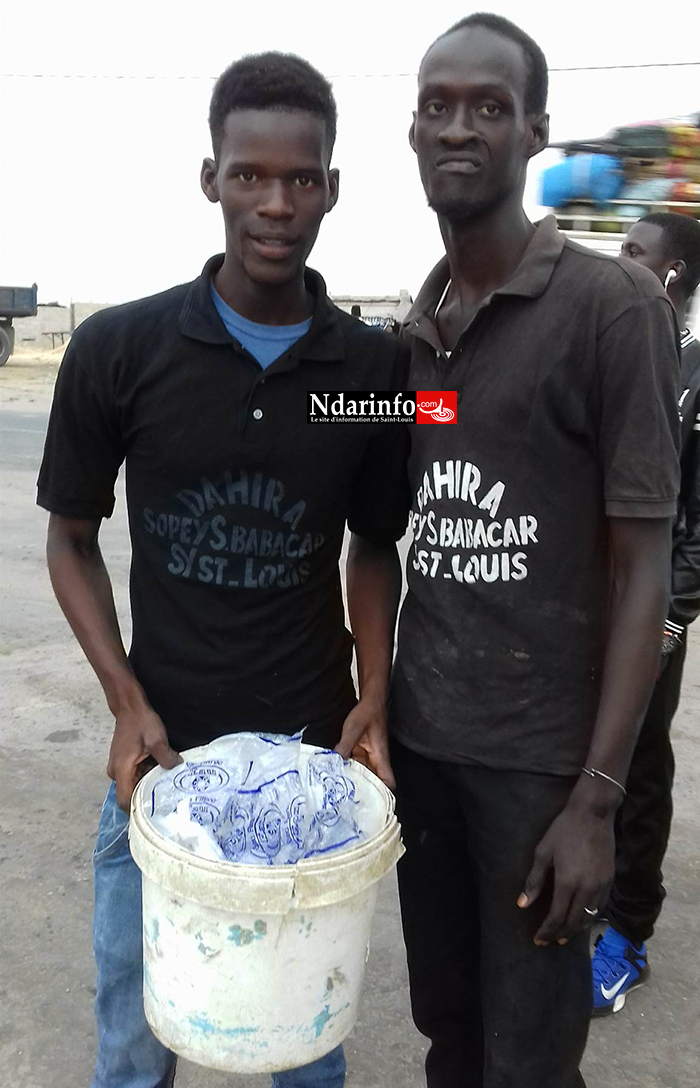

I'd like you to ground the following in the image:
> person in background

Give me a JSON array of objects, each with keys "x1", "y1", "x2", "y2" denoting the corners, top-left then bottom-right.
[
  {"x1": 591, "y1": 212, "x2": 700, "y2": 1014},
  {"x1": 389, "y1": 13, "x2": 680, "y2": 1086},
  {"x1": 37, "y1": 53, "x2": 407, "y2": 1088}
]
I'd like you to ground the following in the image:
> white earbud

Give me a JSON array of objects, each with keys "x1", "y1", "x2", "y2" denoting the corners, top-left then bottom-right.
[{"x1": 664, "y1": 269, "x2": 678, "y2": 289}]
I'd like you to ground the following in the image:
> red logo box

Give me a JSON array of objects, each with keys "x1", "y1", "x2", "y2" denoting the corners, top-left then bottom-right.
[{"x1": 416, "y1": 390, "x2": 458, "y2": 424}]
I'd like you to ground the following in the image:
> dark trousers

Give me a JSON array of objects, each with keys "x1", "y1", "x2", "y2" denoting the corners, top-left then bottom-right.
[
  {"x1": 392, "y1": 740, "x2": 590, "y2": 1088},
  {"x1": 606, "y1": 636, "x2": 687, "y2": 946}
]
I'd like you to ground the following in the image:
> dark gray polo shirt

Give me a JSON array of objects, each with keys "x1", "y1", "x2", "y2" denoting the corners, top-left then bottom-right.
[
  {"x1": 38, "y1": 257, "x2": 410, "y2": 752},
  {"x1": 391, "y1": 216, "x2": 680, "y2": 776}
]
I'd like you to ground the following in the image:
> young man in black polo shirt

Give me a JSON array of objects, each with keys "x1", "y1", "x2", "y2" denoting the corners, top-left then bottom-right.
[
  {"x1": 591, "y1": 212, "x2": 700, "y2": 1014},
  {"x1": 389, "y1": 15, "x2": 680, "y2": 1087},
  {"x1": 38, "y1": 54, "x2": 407, "y2": 1088}
]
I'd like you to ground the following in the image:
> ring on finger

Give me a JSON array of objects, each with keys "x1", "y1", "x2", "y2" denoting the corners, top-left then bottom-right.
[{"x1": 583, "y1": 906, "x2": 599, "y2": 917}]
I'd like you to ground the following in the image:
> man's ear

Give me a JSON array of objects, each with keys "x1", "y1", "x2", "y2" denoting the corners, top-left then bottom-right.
[
  {"x1": 409, "y1": 112, "x2": 417, "y2": 153},
  {"x1": 327, "y1": 167, "x2": 340, "y2": 212},
  {"x1": 527, "y1": 113, "x2": 549, "y2": 160},
  {"x1": 669, "y1": 259, "x2": 687, "y2": 286},
  {"x1": 201, "y1": 157, "x2": 220, "y2": 204}
]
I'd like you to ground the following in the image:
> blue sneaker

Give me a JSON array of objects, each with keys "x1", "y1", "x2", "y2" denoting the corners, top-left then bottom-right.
[{"x1": 592, "y1": 925, "x2": 649, "y2": 1016}]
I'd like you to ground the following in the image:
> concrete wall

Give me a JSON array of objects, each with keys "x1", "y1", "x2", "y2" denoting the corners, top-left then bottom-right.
[
  {"x1": 13, "y1": 302, "x2": 112, "y2": 351},
  {"x1": 71, "y1": 302, "x2": 112, "y2": 327},
  {"x1": 333, "y1": 292, "x2": 412, "y2": 321},
  {"x1": 11, "y1": 291, "x2": 415, "y2": 352}
]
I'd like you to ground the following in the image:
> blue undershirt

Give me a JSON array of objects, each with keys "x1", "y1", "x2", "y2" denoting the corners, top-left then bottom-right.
[{"x1": 211, "y1": 284, "x2": 312, "y2": 369}]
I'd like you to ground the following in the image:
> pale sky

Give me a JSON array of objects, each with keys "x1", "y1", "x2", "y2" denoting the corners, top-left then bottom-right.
[{"x1": 1, "y1": 0, "x2": 698, "y2": 304}]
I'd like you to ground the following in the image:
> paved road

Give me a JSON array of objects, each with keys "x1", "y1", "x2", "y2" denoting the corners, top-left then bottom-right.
[
  {"x1": 1, "y1": 408, "x2": 48, "y2": 466},
  {"x1": 1, "y1": 397, "x2": 699, "y2": 1088}
]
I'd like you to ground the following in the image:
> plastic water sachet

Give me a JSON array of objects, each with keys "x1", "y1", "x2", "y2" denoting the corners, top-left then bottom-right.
[
  {"x1": 303, "y1": 751, "x2": 362, "y2": 858},
  {"x1": 147, "y1": 732, "x2": 363, "y2": 866},
  {"x1": 152, "y1": 798, "x2": 226, "y2": 862},
  {"x1": 214, "y1": 743, "x2": 307, "y2": 866}
]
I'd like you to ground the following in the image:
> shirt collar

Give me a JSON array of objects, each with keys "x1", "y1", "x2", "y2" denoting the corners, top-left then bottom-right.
[
  {"x1": 404, "y1": 215, "x2": 566, "y2": 333},
  {"x1": 179, "y1": 254, "x2": 345, "y2": 362}
]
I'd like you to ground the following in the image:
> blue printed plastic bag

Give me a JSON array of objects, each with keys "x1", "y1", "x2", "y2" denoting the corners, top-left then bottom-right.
[{"x1": 148, "y1": 732, "x2": 362, "y2": 866}]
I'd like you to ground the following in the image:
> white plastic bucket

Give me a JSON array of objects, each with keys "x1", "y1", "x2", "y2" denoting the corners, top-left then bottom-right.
[{"x1": 129, "y1": 745, "x2": 404, "y2": 1073}]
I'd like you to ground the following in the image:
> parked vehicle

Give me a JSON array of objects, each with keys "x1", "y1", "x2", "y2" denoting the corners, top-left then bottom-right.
[
  {"x1": 540, "y1": 115, "x2": 700, "y2": 256},
  {"x1": 0, "y1": 284, "x2": 38, "y2": 366},
  {"x1": 553, "y1": 198, "x2": 700, "y2": 258}
]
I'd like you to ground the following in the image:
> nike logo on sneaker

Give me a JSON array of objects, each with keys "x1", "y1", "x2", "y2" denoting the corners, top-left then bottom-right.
[{"x1": 601, "y1": 973, "x2": 630, "y2": 1000}]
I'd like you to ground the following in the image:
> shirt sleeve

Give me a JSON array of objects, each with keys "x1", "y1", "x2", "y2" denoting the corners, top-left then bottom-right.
[
  {"x1": 347, "y1": 341, "x2": 412, "y2": 544},
  {"x1": 37, "y1": 331, "x2": 125, "y2": 519},
  {"x1": 595, "y1": 296, "x2": 680, "y2": 518}
]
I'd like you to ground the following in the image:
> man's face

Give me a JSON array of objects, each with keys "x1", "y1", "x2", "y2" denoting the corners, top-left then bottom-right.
[
  {"x1": 202, "y1": 109, "x2": 338, "y2": 286},
  {"x1": 411, "y1": 27, "x2": 547, "y2": 223},
  {"x1": 620, "y1": 222, "x2": 670, "y2": 283}
]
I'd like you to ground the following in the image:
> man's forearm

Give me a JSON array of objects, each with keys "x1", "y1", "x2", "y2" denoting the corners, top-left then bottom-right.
[
  {"x1": 346, "y1": 534, "x2": 402, "y2": 703},
  {"x1": 567, "y1": 517, "x2": 672, "y2": 816},
  {"x1": 47, "y1": 515, "x2": 148, "y2": 715}
]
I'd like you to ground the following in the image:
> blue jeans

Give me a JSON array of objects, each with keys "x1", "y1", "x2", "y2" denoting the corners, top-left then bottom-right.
[{"x1": 91, "y1": 783, "x2": 346, "y2": 1088}]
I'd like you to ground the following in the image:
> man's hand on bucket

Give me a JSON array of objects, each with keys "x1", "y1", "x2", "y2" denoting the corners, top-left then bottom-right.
[
  {"x1": 335, "y1": 697, "x2": 396, "y2": 791},
  {"x1": 107, "y1": 703, "x2": 182, "y2": 812}
]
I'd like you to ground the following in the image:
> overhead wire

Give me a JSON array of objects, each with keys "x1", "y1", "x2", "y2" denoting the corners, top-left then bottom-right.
[{"x1": 3, "y1": 61, "x2": 700, "y2": 80}]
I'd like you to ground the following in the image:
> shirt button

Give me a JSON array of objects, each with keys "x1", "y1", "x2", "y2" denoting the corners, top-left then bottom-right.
[{"x1": 252, "y1": 408, "x2": 264, "y2": 421}]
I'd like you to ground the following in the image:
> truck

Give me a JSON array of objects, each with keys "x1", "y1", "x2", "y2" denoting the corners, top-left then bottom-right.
[
  {"x1": 0, "y1": 284, "x2": 38, "y2": 366},
  {"x1": 553, "y1": 198, "x2": 700, "y2": 260},
  {"x1": 540, "y1": 115, "x2": 700, "y2": 258}
]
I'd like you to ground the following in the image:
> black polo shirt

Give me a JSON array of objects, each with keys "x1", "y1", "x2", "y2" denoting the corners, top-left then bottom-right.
[
  {"x1": 391, "y1": 217, "x2": 680, "y2": 776},
  {"x1": 38, "y1": 257, "x2": 409, "y2": 751}
]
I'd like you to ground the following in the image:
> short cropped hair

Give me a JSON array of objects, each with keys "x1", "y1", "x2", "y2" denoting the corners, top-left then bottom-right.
[
  {"x1": 209, "y1": 52, "x2": 337, "y2": 159},
  {"x1": 426, "y1": 12, "x2": 549, "y2": 116},
  {"x1": 642, "y1": 211, "x2": 700, "y2": 294}
]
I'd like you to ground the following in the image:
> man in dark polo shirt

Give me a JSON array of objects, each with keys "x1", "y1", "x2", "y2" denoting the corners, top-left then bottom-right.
[
  {"x1": 390, "y1": 14, "x2": 680, "y2": 1087},
  {"x1": 591, "y1": 212, "x2": 700, "y2": 1014},
  {"x1": 38, "y1": 54, "x2": 407, "y2": 1088}
]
